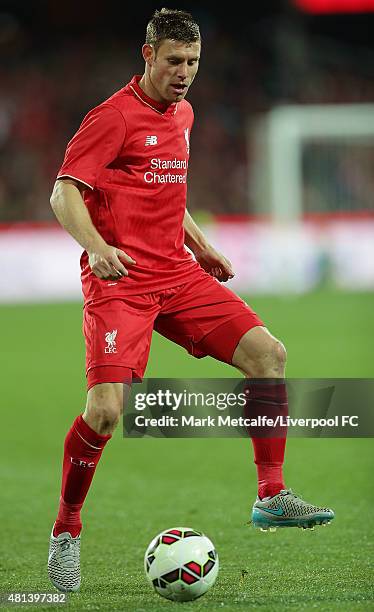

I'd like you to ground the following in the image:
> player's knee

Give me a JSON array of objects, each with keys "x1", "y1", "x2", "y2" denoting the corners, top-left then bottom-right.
[
  {"x1": 85, "y1": 402, "x2": 122, "y2": 435},
  {"x1": 262, "y1": 338, "x2": 286, "y2": 376},
  {"x1": 273, "y1": 340, "x2": 287, "y2": 370},
  {"x1": 85, "y1": 384, "x2": 124, "y2": 435},
  {"x1": 100, "y1": 405, "x2": 122, "y2": 433},
  {"x1": 244, "y1": 337, "x2": 287, "y2": 377}
]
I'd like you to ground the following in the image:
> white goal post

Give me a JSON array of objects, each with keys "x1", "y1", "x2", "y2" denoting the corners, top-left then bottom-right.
[{"x1": 249, "y1": 104, "x2": 374, "y2": 219}]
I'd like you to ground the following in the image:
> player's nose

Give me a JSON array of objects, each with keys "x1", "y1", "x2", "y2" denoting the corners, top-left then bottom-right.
[{"x1": 176, "y1": 62, "x2": 188, "y2": 80}]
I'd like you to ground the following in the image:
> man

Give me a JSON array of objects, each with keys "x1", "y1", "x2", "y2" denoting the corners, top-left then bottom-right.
[{"x1": 48, "y1": 8, "x2": 334, "y2": 593}]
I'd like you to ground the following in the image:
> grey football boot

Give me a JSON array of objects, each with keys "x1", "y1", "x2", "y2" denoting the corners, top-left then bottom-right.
[
  {"x1": 252, "y1": 489, "x2": 335, "y2": 531},
  {"x1": 48, "y1": 527, "x2": 81, "y2": 592}
]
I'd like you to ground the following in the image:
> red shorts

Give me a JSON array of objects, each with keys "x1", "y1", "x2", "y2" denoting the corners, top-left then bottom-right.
[{"x1": 83, "y1": 272, "x2": 264, "y2": 390}]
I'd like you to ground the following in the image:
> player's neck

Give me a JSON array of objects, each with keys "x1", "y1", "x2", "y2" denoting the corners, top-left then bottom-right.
[{"x1": 138, "y1": 74, "x2": 170, "y2": 108}]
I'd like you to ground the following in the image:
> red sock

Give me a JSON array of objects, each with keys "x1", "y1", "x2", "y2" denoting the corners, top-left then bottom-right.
[
  {"x1": 245, "y1": 381, "x2": 288, "y2": 499},
  {"x1": 54, "y1": 415, "x2": 111, "y2": 537}
]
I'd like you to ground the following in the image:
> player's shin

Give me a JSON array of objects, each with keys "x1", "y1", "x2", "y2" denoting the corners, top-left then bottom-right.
[
  {"x1": 54, "y1": 414, "x2": 111, "y2": 537},
  {"x1": 244, "y1": 380, "x2": 288, "y2": 499}
]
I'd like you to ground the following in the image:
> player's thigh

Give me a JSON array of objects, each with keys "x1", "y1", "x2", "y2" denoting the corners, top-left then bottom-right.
[{"x1": 154, "y1": 273, "x2": 264, "y2": 364}]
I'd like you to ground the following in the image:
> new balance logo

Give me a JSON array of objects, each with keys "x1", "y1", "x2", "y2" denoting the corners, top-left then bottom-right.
[
  {"x1": 145, "y1": 135, "x2": 158, "y2": 146},
  {"x1": 105, "y1": 329, "x2": 117, "y2": 353}
]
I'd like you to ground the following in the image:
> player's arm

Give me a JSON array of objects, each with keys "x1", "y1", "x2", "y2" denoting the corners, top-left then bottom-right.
[
  {"x1": 183, "y1": 209, "x2": 234, "y2": 282},
  {"x1": 50, "y1": 178, "x2": 135, "y2": 280}
]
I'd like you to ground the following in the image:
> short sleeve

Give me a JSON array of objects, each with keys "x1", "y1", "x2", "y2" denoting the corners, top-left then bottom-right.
[{"x1": 57, "y1": 104, "x2": 126, "y2": 189}]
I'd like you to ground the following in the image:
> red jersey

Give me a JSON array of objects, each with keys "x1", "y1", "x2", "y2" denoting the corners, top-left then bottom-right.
[{"x1": 57, "y1": 75, "x2": 202, "y2": 301}]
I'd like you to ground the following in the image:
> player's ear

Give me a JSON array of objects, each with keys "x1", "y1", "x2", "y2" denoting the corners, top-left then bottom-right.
[{"x1": 142, "y1": 44, "x2": 155, "y2": 67}]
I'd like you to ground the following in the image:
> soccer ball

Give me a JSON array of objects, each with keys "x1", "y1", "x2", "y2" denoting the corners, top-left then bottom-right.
[{"x1": 144, "y1": 527, "x2": 219, "y2": 602}]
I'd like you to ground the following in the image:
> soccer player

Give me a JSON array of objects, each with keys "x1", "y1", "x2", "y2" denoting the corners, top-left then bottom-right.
[{"x1": 48, "y1": 8, "x2": 334, "y2": 592}]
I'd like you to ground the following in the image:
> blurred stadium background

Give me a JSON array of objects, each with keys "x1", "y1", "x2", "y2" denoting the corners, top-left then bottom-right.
[
  {"x1": 1, "y1": 0, "x2": 374, "y2": 299},
  {"x1": 1, "y1": 2, "x2": 373, "y2": 609}
]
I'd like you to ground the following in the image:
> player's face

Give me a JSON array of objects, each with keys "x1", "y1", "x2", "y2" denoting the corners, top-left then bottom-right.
[{"x1": 146, "y1": 39, "x2": 201, "y2": 104}]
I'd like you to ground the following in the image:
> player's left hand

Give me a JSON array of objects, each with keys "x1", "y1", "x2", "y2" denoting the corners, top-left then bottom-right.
[{"x1": 194, "y1": 244, "x2": 235, "y2": 282}]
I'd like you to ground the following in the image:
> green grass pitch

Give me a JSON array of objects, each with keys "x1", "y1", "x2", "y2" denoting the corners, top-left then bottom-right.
[{"x1": 1, "y1": 290, "x2": 373, "y2": 611}]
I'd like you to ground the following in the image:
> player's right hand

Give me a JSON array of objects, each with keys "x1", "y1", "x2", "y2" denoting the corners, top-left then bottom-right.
[{"x1": 88, "y1": 246, "x2": 136, "y2": 280}]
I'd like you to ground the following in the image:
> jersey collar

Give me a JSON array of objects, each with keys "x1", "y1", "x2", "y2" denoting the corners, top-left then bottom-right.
[{"x1": 128, "y1": 75, "x2": 177, "y2": 116}]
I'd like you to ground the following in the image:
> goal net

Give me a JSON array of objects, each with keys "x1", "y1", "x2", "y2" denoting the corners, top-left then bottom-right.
[{"x1": 250, "y1": 104, "x2": 374, "y2": 219}]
